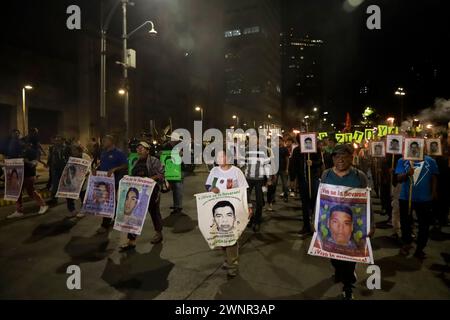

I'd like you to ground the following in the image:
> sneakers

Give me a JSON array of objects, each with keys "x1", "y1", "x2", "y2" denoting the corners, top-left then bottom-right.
[
  {"x1": 75, "y1": 213, "x2": 86, "y2": 219},
  {"x1": 119, "y1": 243, "x2": 136, "y2": 252},
  {"x1": 266, "y1": 204, "x2": 274, "y2": 212},
  {"x1": 221, "y1": 262, "x2": 231, "y2": 270},
  {"x1": 151, "y1": 232, "x2": 163, "y2": 244},
  {"x1": 342, "y1": 289, "x2": 354, "y2": 300},
  {"x1": 38, "y1": 205, "x2": 49, "y2": 215},
  {"x1": 7, "y1": 211, "x2": 24, "y2": 219}
]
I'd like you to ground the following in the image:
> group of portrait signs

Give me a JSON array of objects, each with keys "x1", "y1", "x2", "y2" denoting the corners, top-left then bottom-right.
[
  {"x1": 370, "y1": 135, "x2": 442, "y2": 160},
  {"x1": 299, "y1": 132, "x2": 443, "y2": 161}
]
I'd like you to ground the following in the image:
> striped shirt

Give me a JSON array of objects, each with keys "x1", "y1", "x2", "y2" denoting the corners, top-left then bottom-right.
[{"x1": 243, "y1": 150, "x2": 271, "y2": 180}]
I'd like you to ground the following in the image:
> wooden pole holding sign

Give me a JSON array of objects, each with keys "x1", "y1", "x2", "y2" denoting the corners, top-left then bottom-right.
[{"x1": 307, "y1": 153, "x2": 312, "y2": 199}]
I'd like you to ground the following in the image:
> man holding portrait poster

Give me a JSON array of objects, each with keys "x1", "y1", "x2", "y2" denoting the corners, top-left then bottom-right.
[{"x1": 308, "y1": 144, "x2": 374, "y2": 300}]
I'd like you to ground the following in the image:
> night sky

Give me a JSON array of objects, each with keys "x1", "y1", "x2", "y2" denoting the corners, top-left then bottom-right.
[
  {"x1": 2, "y1": 0, "x2": 449, "y2": 128},
  {"x1": 286, "y1": 0, "x2": 450, "y2": 124}
]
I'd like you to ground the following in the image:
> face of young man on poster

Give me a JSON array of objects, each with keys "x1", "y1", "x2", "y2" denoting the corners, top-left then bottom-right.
[
  {"x1": 390, "y1": 139, "x2": 400, "y2": 152},
  {"x1": 374, "y1": 144, "x2": 382, "y2": 156},
  {"x1": 430, "y1": 142, "x2": 439, "y2": 154},
  {"x1": 328, "y1": 209, "x2": 353, "y2": 246},
  {"x1": 124, "y1": 188, "x2": 139, "y2": 216},
  {"x1": 304, "y1": 138, "x2": 313, "y2": 150},
  {"x1": 213, "y1": 204, "x2": 236, "y2": 232},
  {"x1": 94, "y1": 183, "x2": 109, "y2": 204},
  {"x1": 408, "y1": 142, "x2": 420, "y2": 157}
]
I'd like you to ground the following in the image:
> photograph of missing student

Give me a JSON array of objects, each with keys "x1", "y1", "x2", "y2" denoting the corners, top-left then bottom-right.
[
  {"x1": 404, "y1": 138, "x2": 425, "y2": 161},
  {"x1": 195, "y1": 187, "x2": 249, "y2": 249},
  {"x1": 386, "y1": 135, "x2": 404, "y2": 155},
  {"x1": 56, "y1": 157, "x2": 91, "y2": 199},
  {"x1": 426, "y1": 138, "x2": 442, "y2": 156},
  {"x1": 81, "y1": 171, "x2": 116, "y2": 218},
  {"x1": 370, "y1": 141, "x2": 386, "y2": 157},
  {"x1": 4, "y1": 158, "x2": 24, "y2": 202},
  {"x1": 308, "y1": 183, "x2": 374, "y2": 264},
  {"x1": 299, "y1": 133, "x2": 317, "y2": 153},
  {"x1": 114, "y1": 176, "x2": 156, "y2": 235}
]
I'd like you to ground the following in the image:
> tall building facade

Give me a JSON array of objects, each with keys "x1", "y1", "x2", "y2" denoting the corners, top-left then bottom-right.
[
  {"x1": 281, "y1": 29, "x2": 324, "y2": 128},
  {"x1": 222, "y1": 0, "x2": 282, "y2": 129}
]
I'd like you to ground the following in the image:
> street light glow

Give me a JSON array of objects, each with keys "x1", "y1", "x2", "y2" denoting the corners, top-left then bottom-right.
[
  {"x1": 118, "y1": 89, "x2": 126, "y2": 95},
  {"x1": 313, "y1": 107, "x2": 318, "y2": 112},
  {"x1": 232, "y1": 115, "x2": 237, "y2": 119},
  {"x1": 24, "y1": 85, "x2": 33, "y2": 90},
  {"x1": 195, "y1": 106, "x2": 201, "y2": 111}
]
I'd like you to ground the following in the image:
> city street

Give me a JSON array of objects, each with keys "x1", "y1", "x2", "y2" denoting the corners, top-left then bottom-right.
[{"x1": 0, "y1": 168, "x2": 448, "y2": 300}]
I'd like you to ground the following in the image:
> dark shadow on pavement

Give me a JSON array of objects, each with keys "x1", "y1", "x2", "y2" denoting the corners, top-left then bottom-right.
[
  {"x1": 371, "y1": 235, "x2": 402, "y2": 250},
  {"x1": 429, "y1": 229, "x2": 450, "y2": 241},
  {"x1": 215, "y1": 275, "x2": 269, "y2": 300},
  {"x1": 55, "y1": 233, "x2": 112, "y2": 273},
  {"x1": 172, "y1": 214, "x2": 196, "y2": 233},
  {"x1": 162, "y1": 213, "x2": 196, "y2": 233},
  {"x1": 22, "y1": 218, "x2": 78, "y2": 244},
  {"x1": 101, "y1": 243, "x2": 174, "y2": 299}
]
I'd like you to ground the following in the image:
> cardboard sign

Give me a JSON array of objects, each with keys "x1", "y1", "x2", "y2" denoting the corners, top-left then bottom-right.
[
  {"x1": 365, "y1": 129, "x2": 374, "y2": 140},
  {"x1": 353, "y1": 131, "x2": 364, "y2": 144},
  {"x1": 378, "y1": 125, "x2": 388, "y2": 137},
  {"x1": 318, "y1": 132, "x2": 328, "y2": 140}
]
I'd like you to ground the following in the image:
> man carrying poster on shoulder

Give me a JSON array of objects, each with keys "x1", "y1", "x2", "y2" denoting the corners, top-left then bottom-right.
[{"x1": 317, "y1": 144, "x2": 374, "y2": 300}]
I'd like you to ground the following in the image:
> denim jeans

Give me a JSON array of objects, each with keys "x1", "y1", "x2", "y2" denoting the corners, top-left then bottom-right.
[{"x1": 169, "y1": 181, "x2": 183, "y2": 209}]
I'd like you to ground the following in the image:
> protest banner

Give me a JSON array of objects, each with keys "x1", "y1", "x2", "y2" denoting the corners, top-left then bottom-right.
[
  {"x1": 318, "y1": 132, "x2": 328, "y2": 140},
  {"x1": 3, "y1": 158, "x2": 24, "y2": 202},
  {"x1": 81, "y1": 171, "x2": 115, "y2": 218},
  {"x1": 56, "y1": 157, "x2": 91, "y2": 199},
  {"x1": 195, "y1": 187, "x2": 249, "y2": 249},
  {"x1": 335, "y1": 133, "x2": 345, "y2": 143},
  {"x1": 353, "y1": 131, "x2": 364, "y2": 144},
  {"x1": 378, "y1": 125, "x2": 388, "y2": 137},
  {"x1": 345, "y1": 133, "x2": 353, "y2": 143},
  {"x1": 365, "y1": 129, "x2": 374, "y2": 140},
  {"x1": 160, "y1": 150, "x2": 182, "y2": 181},
  {"x1": 388, "y1": 126, "x2": 399, "y2": 134},
  {"x1": 113, "y1": 175, "x2": 156, "y2": 235},
  {"x1": 308, "y1": 183, "x2": 374, "y2": 264}
]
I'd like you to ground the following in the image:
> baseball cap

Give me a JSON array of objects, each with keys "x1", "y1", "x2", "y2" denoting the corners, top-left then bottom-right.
[
  {"x1": 138, "y1": 141, "x2": 151, "y2": 150},
  {"x1": 332, "y1": 144, "x2": 354, "y2": 156}
]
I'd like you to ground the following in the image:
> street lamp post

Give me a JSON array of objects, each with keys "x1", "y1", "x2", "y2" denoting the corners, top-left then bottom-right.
[
  {"x1": 395, "y1": 87, "x2": 406, "y2": 124},
  {"x1": 232, "y1": 115, "x2": 239, "y2": 127},
  {"x1": 195, "y1": 106, "x2": 204, "y2": 121},
  {"x1": 100, "y1": 0, "x2": 156, "y2": 144},
  {"x1": 21, "y1": 85, "x2": 33, "y2": 136}
]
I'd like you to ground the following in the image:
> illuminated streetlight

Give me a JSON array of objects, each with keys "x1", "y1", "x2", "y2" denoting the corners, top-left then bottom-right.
[
  {"x1": 118, "y1": 88, "x2": 126, "y2": 95},
  {"x1": 21, "y1": 85, "x2": 33, "y2": 135},
  {"x1": 232, "y1": 115, "x2": 239, "y2": 127},
  {"x1": 195, "y1": 106, "x2": 204, "y2": 121}
]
